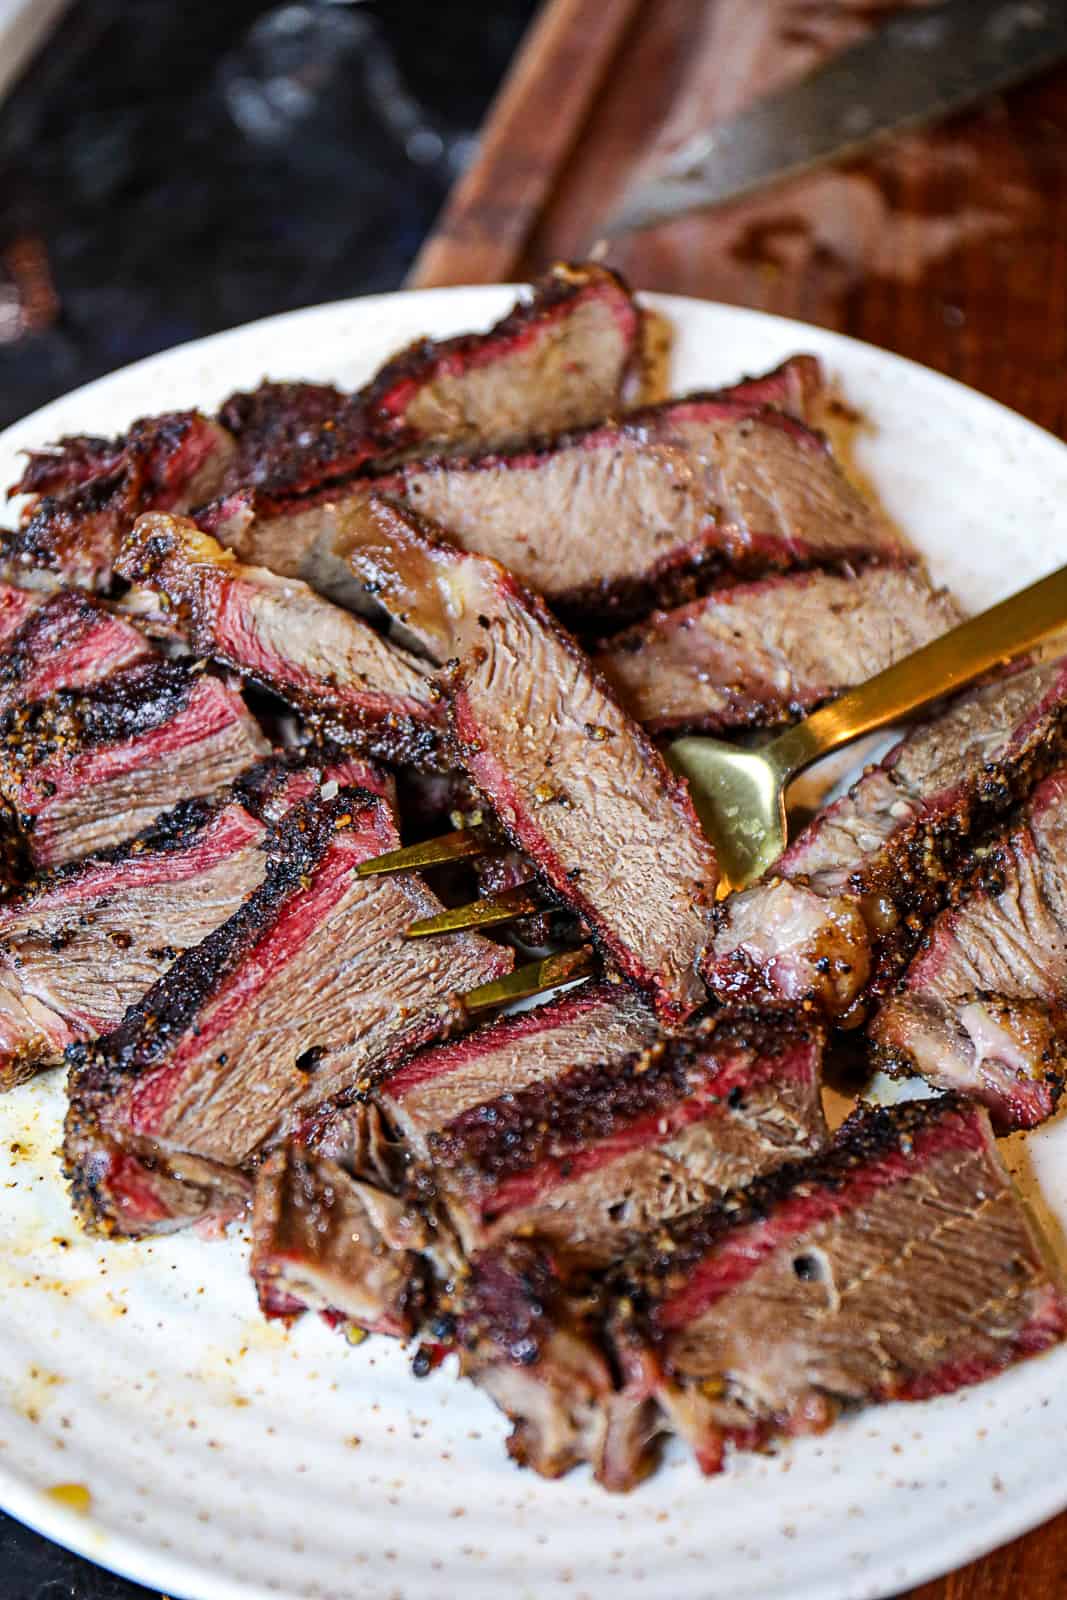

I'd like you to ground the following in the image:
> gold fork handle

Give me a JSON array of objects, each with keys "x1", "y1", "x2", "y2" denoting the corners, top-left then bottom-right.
[{"x1": 770, "y1": 562, "x2": 1067, "y2": 779}]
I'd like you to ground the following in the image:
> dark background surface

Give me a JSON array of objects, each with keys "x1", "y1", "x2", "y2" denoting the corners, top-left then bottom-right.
[{"x1": 0, "y1": 0, "x2": 535, "y2": 1592}]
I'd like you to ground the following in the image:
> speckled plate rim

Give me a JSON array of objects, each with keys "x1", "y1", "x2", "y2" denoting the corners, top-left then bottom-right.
[{"x1": 1, "y1": 286, "x2": 1067, "y2": 1600}]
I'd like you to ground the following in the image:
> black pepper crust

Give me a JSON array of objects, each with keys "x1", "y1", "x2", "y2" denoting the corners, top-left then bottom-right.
[
  {"x1": 11, "y1": 432, "x2": 123, "y2": 499},
  {"x1": 0, "y1": 659, "x2": 196, "y2": 776},
  {"x1": 711, "y1": 687, "x2": 1067, "y2": 1017},
  {"x1": 621, "y1": 1093, "x2": 979, "y2": 1306},
  {"x1": 11, "y1": 411, "x2": 216, "y2": 583},
  {"x1": 230, "y1": 744, "x2": 351, "y2": 815},
  {"x1": 16, "y1": 470, "x2": 128, "y2": 572},
  {"x1": 0, "y1": 745, "x2": 355, "y2": 909},
  {"x1": 216, "y1": 381, "x2": 350, "y2": 495},
  {"x1": 64, "y1": 786, "x2": 386, "y2": 1092},
  {"x1": 11, "y1": 411, "x2": 208, "y2": 500},
  {"x1": 0, "y1": 796, "x2": 221, "y2": 909},
  {"x1": 427, "y1": 1012, "x2": 819, "y2": 1189}
]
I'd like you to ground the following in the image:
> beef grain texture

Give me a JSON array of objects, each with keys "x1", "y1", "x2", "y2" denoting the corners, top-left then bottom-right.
[
  {"x1": 64, "y1": 788, "x2": 511, "y2": 1236},
  {"x1": 0, "y1": 799, "x2": 266, "y2": 1091},
  {"x1": 382, "y1": 987, "x2": 827, "y2": 1268},
  {"x1": 602, "y1": 1096, "x2": 1067, "y2": 1486},
  {"x1": 376, "y1": 396, "x2": 903, "y2": 625},
  {"x1": 0, "y1": 585, "x2": 153, "y2": 715},
  {"x1": 229, "y1": 370, "x2": 895, "y2": 637},
  {"x1": 452, "y1": 1096, "x2": 1067, "y2": 1489},
  {"x1": 707, "y1": 656, "x2": 1067, "y2": 1022},
  {"x1": 359, "y1": 260, "x2": 642, "y2": 457},
  {"x1": 218, "y1": 262, "x2": 641, "y2": 501},
  {"x1": 10, "y1": 263, "x2": 641, "y2": 593},
  {"x1": 596, "y1": 566, "x2": 962, "y2": 735},
  {"x1": 119, "y1": 513, "x2": 440, "y2": 765},
  {"x1": 330, "y1": 497, "x2": 720, "y2": 1023},
  {"x1": 251, "y1": 1143, "x2": 428, "y2": 1335},
  {"x1": 0, "y1": 659, "x2": 269, "y2": 869},
  {"x1": 871, "y1": 764, "x2": 1067, "y2": 1130},
  {"x1": 0, "y1": 751, "x2": 383, "y2": 1092}
]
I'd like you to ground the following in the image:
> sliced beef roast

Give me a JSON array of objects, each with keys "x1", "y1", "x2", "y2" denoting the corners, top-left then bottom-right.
[
  {"x1": 10, "y1": 264, "x2": 640, "y2": 590},
  {"x1": 373, "y1": 397, "x2": 902, "y2": 625},
  {"x1": 0, "y1": 799, "x2": 267, "y2": 1090},
  {"x1": 603, "y1": 1096, "x2": 1067, "y2": 1486},
  {"x1": 338, "y1": 502, "x2": 719, "y2": 1021},
  {"x1": 382, "y1": 987, "x2": 826, "y2": 1267},
  {"x1": 0, "y1": 588, "x2": 152, "y2": 715},
  {"x1": 207, "y1": 359, "x2": 836, "y2": 610},
  {"x1": 119, "y1": 514, "x2": 439, "y2": 764},
  {"x1": 706, "y1": 657, "x2": 1067, "y2": 1022},
  {"x1": 251, "y1": 1142, "x2": 429, "y2": 1334},
  {"x1": 0, "y1": 751, "x2": 383, "y2": 1091},
  {"x1": 0, "y1": 660, "x2": 269, "y2": 869},
  {"x1": 358, "y1": 261, "x2": 642, "y2": 458},
  {"x1": 455, "y1": 1096, "x2": 1067, "y2": 1489},
  {"x1": 221, "y1": 263, "x2": 641, "y2": 500},
  {"x1": 870, "y1": 765, "x2": 1067, "y2": 1130},
  {"x1": 8, "y1": 411, "x2": 236, "y2": 590},
  {"x1": 444, "y1": 553, "x2": 719, "y2": 1023},
  {"x1": 64, "y1": 787, "x2": 511, "y2": 1235},
  {"x1": 596, "y1": 567, "x2": 962, "y2": 735}
]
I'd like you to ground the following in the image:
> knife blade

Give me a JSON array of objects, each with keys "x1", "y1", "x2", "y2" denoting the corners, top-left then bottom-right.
[{"x1": 601, "y1": 0, "x2": 1067, "y2": 238}]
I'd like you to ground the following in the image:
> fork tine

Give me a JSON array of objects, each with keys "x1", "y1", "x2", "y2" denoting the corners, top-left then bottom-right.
[
  {"x1": 354, "y1": 827, "x2": 488, "y2": 878},
  {"x1": 405, "y1": 883, "x2": 539, "y2": 938},
  {"x1": 460, "y1": 948, "x2": 595, "y2": 1012}
]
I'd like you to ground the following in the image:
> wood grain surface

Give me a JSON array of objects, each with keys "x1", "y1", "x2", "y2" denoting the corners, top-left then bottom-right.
[
  {"x1": 412, "y1": 1, "x2": 1067, "y2": 1593},
  {"x1": 405, "y1": 0, "x2": 641, "y2": 289}
]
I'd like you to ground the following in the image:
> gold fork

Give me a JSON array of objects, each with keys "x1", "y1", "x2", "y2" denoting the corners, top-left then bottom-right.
[{"x1": 362, "y1": 563, "x2": 1067, "y2": 1011}]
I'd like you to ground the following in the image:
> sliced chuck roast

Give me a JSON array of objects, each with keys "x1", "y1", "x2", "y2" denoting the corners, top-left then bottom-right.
[
  {"x1": 357, "y1": 260, "x2": 642, "y2": 458},
  {"x1": 10, "y1": 264, "x2": 641, "y2": 591},
  {"x1": 0, "y1": 585, "x2": 152, "y2": 714},
  {"x1": 381, "y1": 986, "x2": 827, "y2": 1268},
  {"x1": 64, "y1": 786, "x2": 510, "y2": 1236},
  {"x1": 602, "y1": 1096, "x2": 1067, "y2": 1486},
  {"x1": 338, "y1": 499, "x2": 720, "y2": 1022},
  {"x1": 118, "y1": 513, "x2": 440, "y2": 765},
  {"x1": 373, "y1": 397, "x2": 902, "y2": 626},
  {"x1": 870, "y1": 765, "x2": 1067, "y2": 1129},
  {"x1": 0, "y1": 800, "x2": 266, "y2": 1091},
  {"x1": 219, "y1": 262, "x2": 642, "y2": 500},
  {"x1": 0, "y1": 660, "x2": 269, "y2": 870},
  {"x1": 7, "y1": 411, "x2": 236, "y2": 590},
  {"x1": 207, "y1": 356, "x2": 826, "y2": 594},
  {"x1": 453, "y1": 1096, "x2": 1067, "y2": 1489},
  {"x1": 0, "y1": 581, "x2": 46, "y2": 647},
  {"x1": 0, "y1": 752, "x2": 380, "y2": 1090},
  {"x1": 706, "y1": 657, "x2": 1067, "y2": 1022},
  {"x1": 596, "y1": 566, "x2": 962, "y2": 736},
  {"x1": 234, "y1": 389, "x2": 898, "y2": 630}
]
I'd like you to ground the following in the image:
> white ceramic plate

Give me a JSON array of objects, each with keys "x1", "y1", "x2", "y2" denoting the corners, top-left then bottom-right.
[{"x1": 2, "y1": 289, "x2": 1067, "y2": 1600}]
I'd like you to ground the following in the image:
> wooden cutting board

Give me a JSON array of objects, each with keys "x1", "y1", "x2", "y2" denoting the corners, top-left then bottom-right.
[{"x1": 409, "y1": 3, "x2": 1067, "y2": 1594}]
